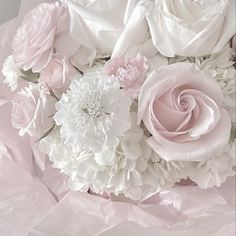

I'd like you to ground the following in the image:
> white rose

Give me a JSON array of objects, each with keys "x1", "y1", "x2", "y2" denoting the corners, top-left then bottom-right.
[
  {"x1": 147, "y1": 0, "x2": 235, "y2": 57},
  {"x1": 64, "y1": 0, "x2": 151, "y2": 63},
  {"x1": 11, "y1": 84, "x2": 57, "y2": 138}
]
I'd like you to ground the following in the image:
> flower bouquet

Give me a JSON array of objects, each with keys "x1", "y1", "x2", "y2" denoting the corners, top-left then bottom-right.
[{"x1": 0, "y1": 0, "x2": 235, "y2": 235}]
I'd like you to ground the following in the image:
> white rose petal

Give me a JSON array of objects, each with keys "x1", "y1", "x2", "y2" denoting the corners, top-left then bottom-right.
[{"x1": 147, "y1": 0, "x2": 235, "y2": 57}]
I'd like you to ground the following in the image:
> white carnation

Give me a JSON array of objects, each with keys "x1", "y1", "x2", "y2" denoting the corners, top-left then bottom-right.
[
  {"x1": 2, "y1": 55, "x2": 19, "y2": 91},
  {"x1": 54, "y1": 72, "x2": 132, "y2": 153}
]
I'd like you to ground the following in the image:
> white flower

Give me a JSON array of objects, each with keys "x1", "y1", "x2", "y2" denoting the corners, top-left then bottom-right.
[
  {"x1": 2, "y1": 55, "x2": 19, "y2": 91},
  {"x1": 149, "y1": 153, "x2": 191, "y2": 189},
  {"x1": 40, "y1": 113, "x2": 191, "y2": 201},
  {"x1": 11, "y1": 84, "x2": 56, "y2": 138},
  {"x1": 147, "y1": 0, "x2": 235, "y2": 57},
  {"x1": 40, "y1": 118, "x2": 153, "y2": 200},
  {"x1": 54, "y1": 72, "x2": 132, "y2": 153},
  {"x1": 189, "y1": 142, "x2": 235, "y2": 188}
]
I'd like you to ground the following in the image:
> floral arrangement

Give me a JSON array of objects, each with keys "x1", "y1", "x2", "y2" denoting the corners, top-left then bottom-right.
[{"x1": 1, "y1": 0, "x2": 235, "y2": 202}]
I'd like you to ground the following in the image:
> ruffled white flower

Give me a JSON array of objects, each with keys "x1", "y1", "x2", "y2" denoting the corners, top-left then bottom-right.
[
  {"x1": 2, "y1": 55, "x2": 19, "y2": 91},
  {"x1": 189, "y1": 142, "x2": 235, "y2": 188},
  {"x1": 54, "y1": 72, "x2": 132, "y2": 153}
]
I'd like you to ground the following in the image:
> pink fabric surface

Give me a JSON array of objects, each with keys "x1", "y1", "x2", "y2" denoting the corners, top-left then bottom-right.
[
  {"x1": 0, "y1": 145, "x2": 56, "y2": 236},
  {"x1": 27, "y1": 178, "x2": 235, "y2": 236},
  {"x1": 0, "y1": 1, "x2": 235, "y2": 235}
]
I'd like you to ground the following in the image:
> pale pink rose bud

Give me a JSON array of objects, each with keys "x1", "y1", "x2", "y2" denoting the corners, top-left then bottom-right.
[
  {"x1": 12, "y1": 2, "x2": 68, "y2": 73},
  {"x1": 11, "y1": 84, "x2": 57, "y2": 138},
  {"x1": 39, "y1": 55, "x2": 77, "y2": 94},
  {"x1": 104, "y1": 54, "x2": 148, "y2": 98},
  {"x1": 138, "y1": 63, "x2": 231, "y2": 162}
]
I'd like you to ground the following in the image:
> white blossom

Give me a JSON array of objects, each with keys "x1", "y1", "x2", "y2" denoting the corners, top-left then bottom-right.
[
  {"x1": 40, "y1": 113, "x2": 189, "y2": 201},
  {"x1": 54, "y1": 72, "x2": 132, "y2": 153},
  {"x1": 2, "y1": 55, "x2": 19, "y2": 91}
]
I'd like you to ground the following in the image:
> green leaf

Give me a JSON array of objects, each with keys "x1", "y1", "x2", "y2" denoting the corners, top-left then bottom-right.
[{"x1": 19, "y1": 69, "x2": 40, "y2": 83}]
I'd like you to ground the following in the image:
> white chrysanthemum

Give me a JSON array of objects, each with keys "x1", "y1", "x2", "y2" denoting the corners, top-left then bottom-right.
[
  {"x1": 2, "y1": 55, "x2": 19, "y2": 91},
  {"x1": 40, "y1": 113, "x2": 188, "y2": 200},
  {"x1": 189, "y1": 142, "x2": 235, "y2": 188},
  {"x1": 54, "y1": 72, "x2": 132, "y2": 153}
]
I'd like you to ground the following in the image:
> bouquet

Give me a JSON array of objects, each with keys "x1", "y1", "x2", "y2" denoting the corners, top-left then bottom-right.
[
  {"x1": 1, "y1": 0, "x2": 235, "y2": 202},
  {"x1": 0, "y1": 0, "x2": 236, "y2": 236}
]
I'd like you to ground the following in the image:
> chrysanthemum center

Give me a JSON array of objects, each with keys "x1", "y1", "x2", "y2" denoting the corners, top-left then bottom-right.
[{"x1": 80, "y1": 93, "x2": 102, "y2": 119}]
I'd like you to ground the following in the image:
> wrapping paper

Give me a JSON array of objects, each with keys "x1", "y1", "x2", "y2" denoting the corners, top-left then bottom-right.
[{"x1": 0, "y1": 1, "x2": 235, "y2": 235}]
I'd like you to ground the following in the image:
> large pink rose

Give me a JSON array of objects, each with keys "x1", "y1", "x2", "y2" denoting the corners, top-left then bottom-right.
[
  {"x1": 104, "y1": 54, "x2": 148, "y2": 98},
  {"x1": 11, "y1": 84, "x2": 56, "y2": 138},
  {"x1": 12, "y1": 2, "x2": 68, "y2": 73},
  {"x1": 39, "y1": 55, "x2": 77, "y2": 94},
  {"x1": 138, "y1": 63, "x2": 231, "y2": 161}
]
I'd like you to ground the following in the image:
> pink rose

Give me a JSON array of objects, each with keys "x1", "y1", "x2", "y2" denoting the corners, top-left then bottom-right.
[
  {"x1": 104, "y1": 54, "x2": 148, "y2": 98},
  {"x1": 138, "y1": 63, "x2": 231, "y2": 161},
  {"x1": 11, "y1": 84, "x2": 56, "y2": 138},
  {"x1": 39, "y1": 55, "x2": 76, "y2": 94},
  {"x1": 12, "y1": 2, "x2": 68, "y2": 72}
]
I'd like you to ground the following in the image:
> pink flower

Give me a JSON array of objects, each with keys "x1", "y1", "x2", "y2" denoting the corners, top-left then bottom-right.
[
  {"x1": 12, "y1": 2, "x2": 68, "y2": 73},
  {"x1": 138, "y1": 63, "x2": 231, "y2": 161},
  {"x1": 104, "y1": 54, "x2": 148, "y2": 98},
  {"x1": 11, "y1": 84, "x2": 56, "y2": 138},
  {"x1": 39, "y1": 55, "x2": 77, "y2": 94}
]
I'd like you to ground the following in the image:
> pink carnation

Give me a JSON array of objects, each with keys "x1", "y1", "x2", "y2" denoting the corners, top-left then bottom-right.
[
  {"x1": 104, "y1": 54, "x2": 148, "y2": 98},
  {"x1": 12, "y1": 2, "x2": 68, "y2": 73}
]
